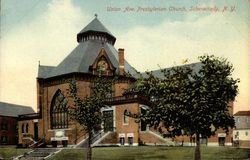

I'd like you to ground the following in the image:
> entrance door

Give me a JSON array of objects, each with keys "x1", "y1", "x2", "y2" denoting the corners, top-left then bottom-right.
[
  {"x1": 218, "y1": 137, "x2": 225, "y2": 146},
  {"x1": 128, "y1": 137, "x2": 133, "y2": 145},
  {"x1": 34, "y1": 122, "x2": 38, "y2": 141},
  {"x1": 120, "y1": 137, "x2": 125, "y2": 145},
  {"x1": 103, "y1": 110, "x2": 114, "y2": 132}
]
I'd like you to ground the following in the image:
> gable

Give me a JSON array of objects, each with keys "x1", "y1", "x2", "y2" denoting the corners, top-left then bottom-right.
[{"x1": 89, "y1": 48, "x2": 116, "y2": 76}]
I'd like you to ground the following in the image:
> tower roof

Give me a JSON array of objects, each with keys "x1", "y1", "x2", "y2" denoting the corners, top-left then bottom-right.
[
  {"x1": 77, "y1": 16, "x2": 116, "y2": 44},
  {"x1": 78, "y1": 17, "x2": 114, "y2": 36},
  {"x1": 38, "y1": 17, "x2": 138, "y2": 79},
  {"x1": 38, "y1": 40, "x2": 139, "y2": 78}
]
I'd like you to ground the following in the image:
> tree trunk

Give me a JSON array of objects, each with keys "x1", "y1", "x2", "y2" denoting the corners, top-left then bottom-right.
[
  {"x1": 86, "y1": 132, "x2": 92, "y2": 160},
  {"x1": 194, "y1": 133, "x2": 201, "y2": 160}
]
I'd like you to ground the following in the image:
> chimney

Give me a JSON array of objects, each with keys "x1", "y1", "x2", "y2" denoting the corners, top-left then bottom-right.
[{"x1": 118, "y1": 48, "x2": 125, "y2": 75}]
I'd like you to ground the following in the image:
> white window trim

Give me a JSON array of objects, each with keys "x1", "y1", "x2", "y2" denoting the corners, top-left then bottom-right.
[
  {"x1": 139, "y1": 105, "x2": 149, "y2": 132},
  {"x1": 101, "y1": 106, "x2": 116, "y2": 131}
]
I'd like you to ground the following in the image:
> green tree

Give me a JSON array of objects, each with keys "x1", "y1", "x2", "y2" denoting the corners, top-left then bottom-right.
[
  {"x1": 68, "y1": 77, "x2": 114, "y2": 160},
  {"x1": 134, "y1": 55, "x2": 239, "y2": 160}
]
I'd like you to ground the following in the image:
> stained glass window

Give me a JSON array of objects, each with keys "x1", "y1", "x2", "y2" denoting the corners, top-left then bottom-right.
[{"x1": 50, "y1": 90, "x2": 68, "y2": 129}]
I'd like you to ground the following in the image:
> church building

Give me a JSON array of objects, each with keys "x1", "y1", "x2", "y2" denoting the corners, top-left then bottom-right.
[{"x1": 17, "y1": 16, "x2": 233, "y2": 147}]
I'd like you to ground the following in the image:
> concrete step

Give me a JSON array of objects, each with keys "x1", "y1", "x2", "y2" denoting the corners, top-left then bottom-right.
[
  {"x1": 26, "y1": 152, "x2": 50, "y2": 157},
  {"x1": 19, "y1": 148, "x2": 60, "y2": 160},
  {"x1": 19, "y1": 157, "x2": 44, "y2": 160},
  {"x1": 76, "y1": 130, "x2": 106, "y2": 148}
]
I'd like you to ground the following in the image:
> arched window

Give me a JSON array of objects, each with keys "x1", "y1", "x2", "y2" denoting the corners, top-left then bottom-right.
[
  {"x1": 50, "y1": 90, "x2": 68, "y2": 129},
  {"x1": 140, "y1": 108, "x2": 147, "y2": 131},
  {"x1": 21, "y1": 124, "x2": 25, "y2": 133},
  {"x1": 123, "y1": 109, "x2": 129, "y2": 125},
  {"x1": 26, "y1": 123, "x2": 29, "y2": 133}
]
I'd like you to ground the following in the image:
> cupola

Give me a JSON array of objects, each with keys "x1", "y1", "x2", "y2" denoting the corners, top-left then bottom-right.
[{"x1": 76, "y1": 14, "x2": 116, "y2": 45}]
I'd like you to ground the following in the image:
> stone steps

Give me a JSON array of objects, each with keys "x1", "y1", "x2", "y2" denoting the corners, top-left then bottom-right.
[
  {"x1": 76, "y1": 130, "x2": 106, "y2": 148},
  {"x1": 18, "y1": 148, "x2": 60, "y2": 160},
  {"x1": 20, "y1": 157, "x2": 44, "y2": 160}
]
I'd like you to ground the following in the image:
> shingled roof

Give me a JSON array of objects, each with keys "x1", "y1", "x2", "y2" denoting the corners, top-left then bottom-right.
[
  {"x1": 78, "y1": 17, "x2": 115, "y2": 38},
  {"x1": 38, "y1": 40, "x2": 138, "y2": 78},
  {"x1": 38, "y1": 65, "x2": 55, "y2": 78},
  {"x1": 0, "y1": 102, "x2": 35, "y2": 117},
  {"x1": 38, "y1": 17, "x2": 138, "y2": 79},
  {"x1": 234, "y1": 111, "x2": 250, "y2": 116},
  {"x1": 123, "y1": 62, "x2": 202, "y2": 95},
  {"x1": 141, "y1": 62, "x2": 202, "y2": 79}
]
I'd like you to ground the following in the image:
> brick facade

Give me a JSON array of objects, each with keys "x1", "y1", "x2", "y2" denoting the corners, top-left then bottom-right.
[
  {"x1": 0, "y1": 102, "x2": 34, "y2": 146},
  {"x1": 18, "y1": 120, "x2": 36, "y2": 147},
  {"x1": 0, "y1": 116, "x2": 18, "y2": 145},
  {"x1": 115, "y1": 103, "x2": 140, "y2": 145},
  {"x1": 19, "y1": 74, "x2": 141, "y2": 146}
]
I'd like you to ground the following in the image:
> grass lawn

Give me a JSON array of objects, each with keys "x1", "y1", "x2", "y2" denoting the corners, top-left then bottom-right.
[
  {"x1": 0, "y1": 148, "x2": 31, "y2": 159},
  {"x1": 49, "y1": 146, "x2": 250, "y2": 160}
]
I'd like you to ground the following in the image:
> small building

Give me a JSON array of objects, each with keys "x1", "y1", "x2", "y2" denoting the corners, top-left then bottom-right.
[
  {"x1": 0, "y1": 102, "x2": 34, "y2": 145},
  {"x1": 233, "y1": 110, "x2": 250, "y2": 148}
]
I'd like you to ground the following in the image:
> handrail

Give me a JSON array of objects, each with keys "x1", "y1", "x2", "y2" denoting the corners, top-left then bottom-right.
[
  {"x1": 29, "y1": 138, "x2": 44, "y2": 148},
  {"x1": 74, "y1": 132, "x2": 86, "y2": 144},
  {"x1": 76, "y1": 128, "x2": 115, "y2": 147},
  {"x1": 91, "y1": 130, "x2": 105, "y2": 142}
]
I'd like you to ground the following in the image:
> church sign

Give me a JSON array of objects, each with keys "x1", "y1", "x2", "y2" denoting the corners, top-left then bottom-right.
[{"x1": 51, "y1": 130, "x2": 68, "y2": 141}]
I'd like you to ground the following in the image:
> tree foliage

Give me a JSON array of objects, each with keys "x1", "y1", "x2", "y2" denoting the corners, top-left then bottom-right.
[
  {"x1": 136, "y1": 55, "x2": 239, "y2": 136},
  {"x1": 68, "y1": 77, "x2": 115, "y2": 160},
  {"x1": 134, "y1": 55, "x2": 239, "y2": 160},
  {"x1": 68, "y1": 78, "x2": 113, "y2": 132}
]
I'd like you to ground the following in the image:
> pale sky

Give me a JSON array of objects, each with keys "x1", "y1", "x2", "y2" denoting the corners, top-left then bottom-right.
[{"x1": 0, "y1": 0, "x2": 249, "y2": 113}]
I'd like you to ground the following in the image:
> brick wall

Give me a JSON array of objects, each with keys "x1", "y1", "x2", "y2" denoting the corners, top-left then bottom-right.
[
  {"x1": 18, "y1": 120, "x2": 35, "y2": 146},
  {"x1": 114, "y1": 82, "x2": 131, "y2": 97},
  {"x1": 115, "y1": 103, "x2": 139, "y2": 145},
  {"x1": 38, "y1": 80, "x2": 91, "y2": 145},
  {"x1": 139, "y1": 132, "x2": 166, "y2": 145},
  {"x1": 99, "y1": 132, "x2": 118, "y2": 144},
  {"x1": 0, "y1": 116, "x2": 18, "y2": 145},
  {"x1": 36, "y1": 76, "x2": 132, "y2": 145}
]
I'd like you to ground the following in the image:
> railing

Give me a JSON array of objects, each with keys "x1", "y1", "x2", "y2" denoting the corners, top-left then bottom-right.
[
  {"x1": 18, "y1": 113, "x2": 40, "y2": 120},
  {"x1": 29, "y1": 138, "x2": 45, "y2": 148},
  {"x1": 91, "y1": 130, "x2": 105, "y2": 143},
  {"x1": 74, "y1": 132, "x2": 86, "y2": 144},
  {"x1": 76, "y1": 128, "x2": 115, "y2": 148},
  {"x1": 22, "y1": 134, "x2": 36, "y2": 148}
]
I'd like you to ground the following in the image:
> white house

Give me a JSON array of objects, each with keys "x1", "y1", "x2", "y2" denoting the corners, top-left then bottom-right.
[{"x1": 233, "y1": 111, "x2": 250, "y2": 148}]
